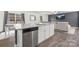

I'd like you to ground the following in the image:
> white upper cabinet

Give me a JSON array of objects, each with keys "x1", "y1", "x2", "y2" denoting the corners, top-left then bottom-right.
[{"x1": 0, "y1": 11, "x2": 5, "y2": 32}]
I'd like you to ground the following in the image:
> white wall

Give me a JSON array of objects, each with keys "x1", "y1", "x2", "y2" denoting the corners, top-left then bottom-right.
[
  {"x1": 20, "y1": 11, "x2": 49, "y2": 24},
  {"x1": 24, "y1": 11, "x2": 49, "y2": 24},
  {"x1": 24, "y1": 11, "x2": 40, "y2": 24},
  {"x1": 0, "y1": 11, "x2": 4, "y2": 32},
  {"x1": 7, "y1": 11, "x2": 49, "y2": 24},
  {"x1": 42, "y1": 14, "x2": 48, "y2": 22}
]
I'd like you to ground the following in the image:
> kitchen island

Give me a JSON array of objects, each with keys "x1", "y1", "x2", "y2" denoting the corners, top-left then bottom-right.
[
  {"x1": 15, "y1": 23, "x2": 54, "y2": 47},
  {"x1": 0, "y1": 23, "x2": 54, "y2": 47}
]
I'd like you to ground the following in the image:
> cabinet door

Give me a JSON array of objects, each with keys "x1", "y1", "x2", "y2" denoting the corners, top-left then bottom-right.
[
  {"x1": 38, "y1": 26, "x2": 45, "y2": 44},
  {"x1": 50, "y1": 24, "x2": 54, "y2": 37},
  {"x1": 32, "y1": 31, "x2": 38, "y2": 47},
  {"x1": 44, "y1": 25, "x2": 50, "y2": 40}
]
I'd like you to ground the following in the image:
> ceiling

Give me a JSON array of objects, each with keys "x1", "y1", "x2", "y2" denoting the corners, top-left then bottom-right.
[
  {"x1": 29, "y1": 11, "x2": 76, "y2": 14},
  {"x1": 8, "y1": 11, "x2": 76, "y2": 15}
]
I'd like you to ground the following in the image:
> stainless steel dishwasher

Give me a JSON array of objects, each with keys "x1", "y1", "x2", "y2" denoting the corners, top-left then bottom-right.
[{"x1": 23, "y1": 27, "x2": 38, "y2": 47}]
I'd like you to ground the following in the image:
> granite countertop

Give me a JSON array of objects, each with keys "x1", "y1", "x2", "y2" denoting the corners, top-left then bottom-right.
[
  {"x1": 13, "y1": 24, "x2": 38, "y2": 30},
  {"x1": 0, "y1": 24, "x2": 38, "y2": 40},
  {"x1": 13, "y1": 23, "x2": 51, "y2": 30},
  {"x1": 6, "y1": 22, "x2": 55, "y2": 30},
  {"x1": 36, "y1": 22, "x2": 55, "y2": 27}
]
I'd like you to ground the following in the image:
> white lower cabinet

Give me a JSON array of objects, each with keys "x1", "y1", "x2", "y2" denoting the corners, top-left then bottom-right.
[
  {"x1": 38, "y1": 24, "x2": 54, "y2": 44},
  {"x1": 38, "y1": 26, "x2": 45, "y2": 43},
  {"x1": 50, "y1": 24, "x2": 54, "y2": 37},
  {"x1": 44, "y1": 25, "x2": 50, "y2": 40}
]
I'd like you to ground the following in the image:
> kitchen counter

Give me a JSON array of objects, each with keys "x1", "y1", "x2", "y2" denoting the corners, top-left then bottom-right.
[
  {"x1": 0, "y1": 22, "x2": 55, "y2": 47},
  {"x1": 0, "y1": 30, "x2": 15, "y2": 40},
  {"x1": 0, "y1": 24, "x2": 38, "y2": 40},
  {"x1": 0, "y1": 23, "x2": 38, "y2": 37},
  {"x1": 6, "y1": 22, "x2": 55, "y2": 30},
  {"x1": 14, "y1": 23, "x2": 54, "y2": 47}
]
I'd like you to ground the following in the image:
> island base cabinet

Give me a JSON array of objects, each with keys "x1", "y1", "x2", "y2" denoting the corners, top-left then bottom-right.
[
  {"x1": 50, "y1": 24, "x2": 54, "y2": 37},
  {"x1": 38, "y1": 26, "x2": 45, "y2": 44},
  {"x1": 38, "y1": 24, "x2": 54, "y2": 44},
  {"x1": 44, "y1": 25, "x2": 50, "y2": 40}
]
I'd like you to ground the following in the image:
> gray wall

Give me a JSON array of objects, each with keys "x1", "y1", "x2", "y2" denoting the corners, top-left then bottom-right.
[
  {"x1": 49, "y1": 11, "x2": 78, "y2": 27},
  {"x1": 64, "y1": 12, "x2": 78, "y2": 27}
]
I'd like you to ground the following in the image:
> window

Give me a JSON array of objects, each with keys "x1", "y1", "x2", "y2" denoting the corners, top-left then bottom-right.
[
  {"x1": 30, "y1": 15, "x2": 36, "y2": 21},
  {"x1": 7, "y1": 13, "x2": 25, "y2": 24}
]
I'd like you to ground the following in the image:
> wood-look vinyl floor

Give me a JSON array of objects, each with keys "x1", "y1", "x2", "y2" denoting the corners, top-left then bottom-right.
[{"x1": 39, "y1": 29, "x2": 79, "y2": 47}]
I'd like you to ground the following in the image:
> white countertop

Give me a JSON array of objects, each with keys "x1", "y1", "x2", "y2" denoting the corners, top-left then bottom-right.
[{"x1": 13, "y1": 23, "x2": 38, "y2": 30}]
